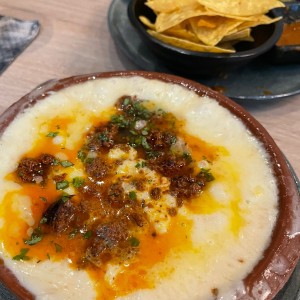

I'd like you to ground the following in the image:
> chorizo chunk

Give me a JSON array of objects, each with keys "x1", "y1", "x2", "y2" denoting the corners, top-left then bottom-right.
[
  {"x1": 107, "y1": 181, "x2": 125, "y2": 208},
  {"x1": 146, "y1": 130, "x2": 176, "y2": 151},
  {"x1": 43, "y1": 199, "x2": 77, "y2": 233},
  {"x1": 17, "y1": 154, "x2": 55, "y2": 183},
  {"x1": 150, "y1": 154, "x2": 189, "y2": 177},
  {"x1": 85, "y1": 157, "x2": 110, "y2": 179},
  {"x1": 170, "y1": 175, "x2": 205, "y2": 200},
  {"x1": 87, "y1": 124, "x2": 118, "y2": 150},
  {"x1": 86, "y1": 220, "x2": 130, "y2": 266}
]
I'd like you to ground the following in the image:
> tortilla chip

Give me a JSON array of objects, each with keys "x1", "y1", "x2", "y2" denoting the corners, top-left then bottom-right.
[
  {"x1": 165, "y1": 23, "x2": 200, "y2": 43},
  {"x1": 189, "y1": 16, "x2": 243, "y2": 46},
  {"x1": 155, "y1": 3, "x2": 216, "y2": 32},
  {"x1": 197, "y1": 18, "x2": 217, "y2": 28},
  {"x1": 221, "y1": 28, "x2": 254, "y2": 43},
  {"x1": 139, "y1": 16, "x2": 156, "y2": 30},
  {"x1": 196, "y1": 0, "x2": 285, "y2": 17},
  {"x1": 146, "y1": 0, "x2": 198, "y2": 13},
  {"x1": 147, "y1": 30, "x2": 235, "y2": 53},
  {"x1": 236, "y1": 15, "x2": 282, "y2": 32}
]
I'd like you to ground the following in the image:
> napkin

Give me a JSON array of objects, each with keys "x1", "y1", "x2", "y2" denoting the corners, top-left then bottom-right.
[{"x1": 0, "y1": 16, "x2": 40, "y2": 74}]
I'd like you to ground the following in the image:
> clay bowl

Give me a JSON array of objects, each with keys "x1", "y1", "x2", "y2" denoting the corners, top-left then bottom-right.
[
  {"x1": 128, "y1": 0, "x2": 284, "y2": 76},
  {"x1": 0, "y1": 71, "x2": 299, "y2": 300}
]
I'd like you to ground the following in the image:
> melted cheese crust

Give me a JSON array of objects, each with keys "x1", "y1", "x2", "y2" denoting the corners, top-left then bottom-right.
[{"x1": 0, "y1": 76, "x2": 278, "y2": 300}]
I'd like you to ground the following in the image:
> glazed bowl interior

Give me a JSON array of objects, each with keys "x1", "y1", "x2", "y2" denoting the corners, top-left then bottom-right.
[
  {"x1": 128, "y1": 0, "x2": 284, "y2": 76},
  {"x1": 0, "y1": 71, "x2": 299, "y2": 300}
]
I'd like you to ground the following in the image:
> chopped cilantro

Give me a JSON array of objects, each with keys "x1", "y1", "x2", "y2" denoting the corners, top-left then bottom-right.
[
  {"x1": 24, "y1": 227, "x2": 43, "y2": 246},
  {"x1": 169, "y1": 135, "x2": 177, "y2": 145},
  {"x1": 77, "y1": 149, "x2": 87, "y2": 162},
  {"x1": 98, "y1": 132, "x2": 109, "y2": 142},
  {"x1": 40, "y1": 217, "x2": 48, "y2": 224},
  {"x1": 129, "y1": 191, "x2": 137, "y2": 200},
  {"x1": 123, "y1": 98, "x2": 130, "y2": 106},
  {"x1": 68, "y1": 229, "x2": 79, "y2": 239},
  {"x1": 39, "y1": 196, "x2": 47, "y2": 202},
  {"x1": 85, "y1": 157, "x2": 95, "y2": 164},
  {"x1": 182, "y1": 152, "x2": 193, "y2": 163},
  {"x1": 200, "y1": 168, "x2": 215, "y2": 182},
  {"x1": 60, "y1": 160, "x2": 74, "y2": 168},
  {"x1": 56, "y1": 180, "x2": 69, "y2": 190},
  {"x1": 72, "y1": 177, "x2": 85, "y2": 188},
  {"x1": 13, "y1": 248, "x2": 30, "y2": 261},
  {"x1": 46, "y1": 131, "x2": 58, "y2": 138},
  {"x1": 61, "y1": 193, "x2": 73, "y2": 203},
  {"x1": 202, "y1": 155, "x2": 212, "y2": 163},
  {"x1": 135, "y1": 161, "x2": 146, "y2": 168},
  {"x1": 131, "y1": 102, "x2": 151, "y2": 119},
  {"x1": 156, "y1": 108, "x2": 166, "y2": 116},
  {"x1": 82, "y1": 230, "x2": 92, "y2": 239},
  {"x1": 146, "y1": 151, "x2": 160, "y2": 159},
  {"x1": 54, "y1": 243, "x2": 62, "y2": 253},
  {"x1": 53, "y1": 158, "x2": 60, "y2": 166},
  {"x1": 111, "y1": 114, "x2": 129, "y2": 128},
  {"x1": 130, "y1": 130, "x2": 138, "y2": 136},
  {"x1": 141, "y1": 136, "x2": 151, "y2": 150},
  {"x1": 129, "y1": 237, "x2": 140, "y2": 247}
]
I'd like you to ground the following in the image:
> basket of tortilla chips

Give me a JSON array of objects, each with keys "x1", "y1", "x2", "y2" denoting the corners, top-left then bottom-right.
[{"x1": 128, "y1": 0, "x2": 284, "y2": 75}]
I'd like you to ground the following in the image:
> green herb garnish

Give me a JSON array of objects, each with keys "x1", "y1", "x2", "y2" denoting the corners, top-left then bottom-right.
[
  {"x1": 82, "y1": 231, "x2": 92, "y2": 239},
  {"x1": 72, "y1": 177, "x2": 85, "y2": 188},
  {"x1": 200, "y1": 168, "x2": 215, "y2": 182},
  {"x1": 182, "y1": 152, "x2": 193, "y2": 163},
  {"x1": 129, "y1": 191, "x2": 137, "y2": 200},
  {"x1": 61, "y1": 193, "x2": 73, "y2": 203},
  {"x1": 129, "y1": 237, "x2": 140, "y2": 247},
  {"x1": 46, "y1": 131, "x2": 58, "y2": 138},
  {"x1": 53, "y1": 158, "x2": 60, "y2": 166},
  {"x1": 141, "y1": 136, "x2": 151, "y2": 150},
  {"x1": 68, "y1": 229, "x2": 79, "y2": 239},
  {"x1": 54, "y1": 243, "x2": 62, "y2": 253},
  {"x1": 169, "y1": 135, "x2": 177, "y2": 145},
  {"x1": 56, "y1": 180, "x2": 69, "y2": 190},
  {"x1": 24, "y1": 227, "x2": 43, "y2": 245},
  {"x1": 98, "y1": 132, "x2": 109, "y2": 142},
  {"x1": 123, "y1": 98, "x2": 130, "y2": 106},
  {"x1": 111, "y1": 114, "x2": 129, "y2": 128},
  {"x1": 77, "y1": 149, "x2": 87, "y2": 162},
  {"x1": 13, "y1": 248, "x2": 30, "y2": 261},
  {"x1": 135, "y1": 161, "x2": 146, "y2": 168},
  {"x1": 60, "y1": 160, "x2": 74, "y2": 168},
  {"x1": 40, "y1": 217, "x2": 48, "y2": 224},
  {"x1": 39, "y1": 196, "x2": 47, "y2": 202}
]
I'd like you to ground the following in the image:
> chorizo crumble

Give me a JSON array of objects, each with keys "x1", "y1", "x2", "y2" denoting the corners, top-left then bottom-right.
[{"x1": 13, "y1": 96, "x2": 215, "y2": 269}]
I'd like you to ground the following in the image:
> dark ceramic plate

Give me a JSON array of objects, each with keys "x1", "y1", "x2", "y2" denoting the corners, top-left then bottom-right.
[{"x1": 108, "y1": 0, "x2": 300, "y2": 103}]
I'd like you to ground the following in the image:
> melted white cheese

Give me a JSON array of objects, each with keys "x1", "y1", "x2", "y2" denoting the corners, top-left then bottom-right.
[{"x1": 0, "y1": 76, "x2": 278, "y2": 300}]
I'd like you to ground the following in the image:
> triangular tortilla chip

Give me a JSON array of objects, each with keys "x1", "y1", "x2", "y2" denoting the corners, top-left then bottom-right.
[
  {"x1": 189, "y1": 16, "x2": 243, "y2": 46},
  {"x1": 148, "y1": 29, "x2": 235, "y2": 53},
  {"x1": 196, "y1": 0, "x2": 285, "y2": 17}
]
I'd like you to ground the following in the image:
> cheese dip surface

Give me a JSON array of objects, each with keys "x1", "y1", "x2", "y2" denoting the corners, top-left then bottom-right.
[{"x1": 0, "y1": 77, "x2": 278, "y2": 300}]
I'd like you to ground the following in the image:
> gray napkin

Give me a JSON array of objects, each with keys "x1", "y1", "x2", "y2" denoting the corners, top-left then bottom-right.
[{"x1": 0, "y1": 16, "x2": 40, "y2": 74}]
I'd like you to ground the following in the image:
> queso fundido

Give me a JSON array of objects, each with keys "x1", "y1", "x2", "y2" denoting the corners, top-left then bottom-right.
[{"x1": 0, "y1": 74, "x2": 280, "y2": 300}]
